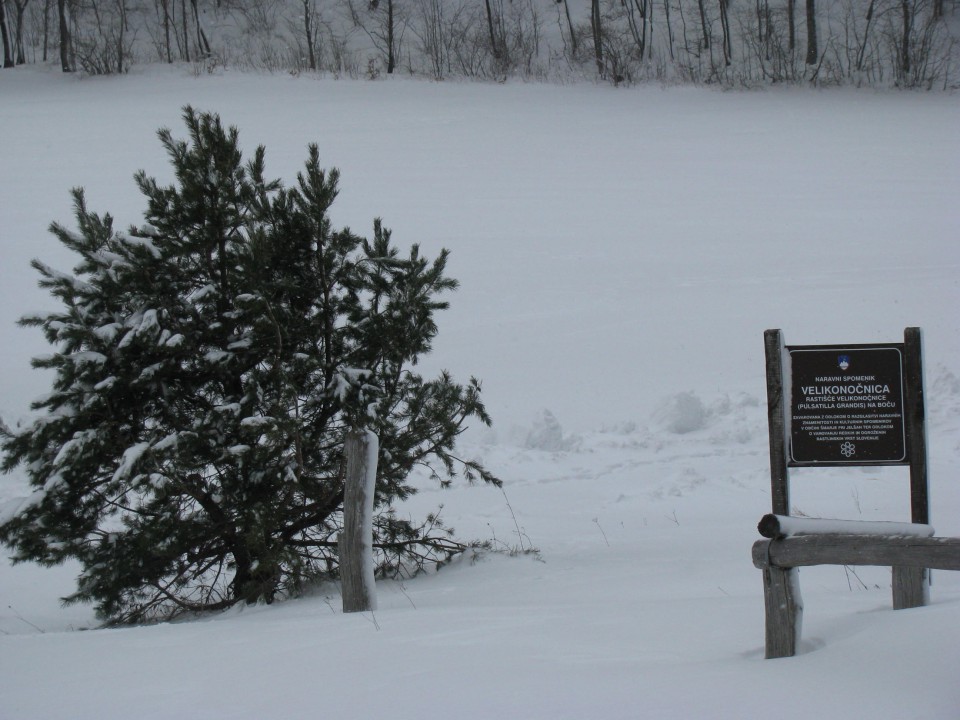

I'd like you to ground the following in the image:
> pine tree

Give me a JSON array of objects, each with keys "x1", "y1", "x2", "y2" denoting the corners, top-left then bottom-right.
[{"x1": 0, "y1": 108, "x2": 498, "y2": 623}]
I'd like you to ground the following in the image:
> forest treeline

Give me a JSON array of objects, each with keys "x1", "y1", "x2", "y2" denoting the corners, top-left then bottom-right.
[{"x1": 1, "y1": 0, "x2": 957, "y2": 88}]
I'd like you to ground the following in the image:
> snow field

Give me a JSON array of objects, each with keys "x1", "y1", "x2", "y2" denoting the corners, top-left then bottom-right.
[{"x1": 1, "y1": 66, "x2": 958, "y2": 719}]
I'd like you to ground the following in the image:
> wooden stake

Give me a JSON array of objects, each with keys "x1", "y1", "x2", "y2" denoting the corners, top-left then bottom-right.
[{"x1": 340, "y1": 428, "x2": 378, "y2": 613}]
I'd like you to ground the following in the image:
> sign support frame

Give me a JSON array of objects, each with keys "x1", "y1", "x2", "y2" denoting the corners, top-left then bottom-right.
[
  {"x1": 760, "y1": 327, "x2": 931, "y2": 658},
  {"x1": 763, "y1": 327, "x2": 928, "y2": 523}
]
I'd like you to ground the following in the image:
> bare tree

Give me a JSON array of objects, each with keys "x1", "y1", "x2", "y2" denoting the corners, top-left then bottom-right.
[
  {"x1": 719, "y1": 0, "x2": 731, "y2": 65},
  {"x1": 560, "y1": 0, "x2": 577, "y2": 56},
  {"x1": 887, "y1": 0, "x2": 951, "y2": 88},
  {"x1": 624, "y1": 0, "x2": 649, "y2": 59},
  {"x1": 696, "y1": 0, "x2": 710, "y2": 49},
  {"x1": 483, "y1": 0, "x2": 503, "y2": 61},
  {"x1": 590, "y1": 0, "x2": 604, "y2": 76},
  {"x1": 786, "y1": 0, "x2": 795, "y2": 51},
  {"x1": 754, "y1": 0, "x2": 768, "y2": 59},
  {"x1": 805, "y1": 0, "x2": 817, "y2": 65},
  {"x1": 72, "y1": 0, "x2": 132, "y2": 74},
  {"x1": 899, "y1": 0, "x2": 912, "y2": 77},
  {"x1": 116, "y1": 0, "x2": 128, "y2": 72},
  {"x1": 385, "y1": 0, "x2": 397, "y2": 71},
  {"x1": 412, "y1": 0, "x2": 446, "y2": 77},
  {"x1": 302, "y1": 0, "x2": 317, "y2": 69},
  {"x1": 0, "y1": 0, "x2": 14, "y2": 67},
  {"x1": 0, "y1": 0, "x2": 957, "y2": 87},
  {"x1": 662, "y1": 0, "x2": 675, "y2": 61},
  {"x1": 57, "y1": 0, "x2": 73, "y2": 70},
  {"x1": 344, "y1": 0, "x2": 401, "y2": 74},
  {"x1": 189, "y1": 0, "x2": 209, "y2": 56},
  {"x1": 8, "y1": 0, "x2": 29, "y2": 63},
  {"x1": 172, "y1": 0, "x2": 208, "y2": 62},
  {"x1": 854, "y1": 0, "x2": 877, "y2": 73},
  {"x1": 180, "y1": 0, "x2": 188, "y2": 60},
  {"x1": 157, "y1": 0, "x2": 173, "y2": 62}
]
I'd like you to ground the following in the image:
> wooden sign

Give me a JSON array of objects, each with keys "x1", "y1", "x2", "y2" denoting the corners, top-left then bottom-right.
[
  {"x1": 763, "y1": 327, "x2": 927, "y2": 523},
  {"x1": 788, "y1": 344, "x2": 907, "y2": 466}
]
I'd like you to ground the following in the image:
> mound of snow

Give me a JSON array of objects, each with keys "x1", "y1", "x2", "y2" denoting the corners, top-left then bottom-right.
[
  {"x1": 651, "y1": 392, "x2": 708, "y2": 434},
  {"x1": 524, "y1": 409, "x2": 579, "y2": 451}
]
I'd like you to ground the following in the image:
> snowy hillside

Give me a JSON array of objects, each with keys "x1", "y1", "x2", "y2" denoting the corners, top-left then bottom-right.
[{"x1": 1, "y1": 68, "x2": 959, "y2": 719}]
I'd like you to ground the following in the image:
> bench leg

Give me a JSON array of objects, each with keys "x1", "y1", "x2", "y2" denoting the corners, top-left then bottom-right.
[
  {"x1": 763, "y1": 566, "x2": 803, "y2": 658},
  {"x1": 892, "y1": 566, "x2": 929, "y2": 610}
]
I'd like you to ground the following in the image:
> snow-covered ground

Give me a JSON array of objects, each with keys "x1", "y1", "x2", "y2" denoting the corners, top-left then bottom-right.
[{"x1": 1, "y1": 67, "x2": 958, "y2": 719}]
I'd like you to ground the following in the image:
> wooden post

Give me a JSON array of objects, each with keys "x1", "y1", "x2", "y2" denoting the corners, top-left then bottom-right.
[
  {"x1": 763, "y1": 329, "x2": 790, "y2": 516},
  {"x1": 762, "y1": 566, "x2": 802, "y2": 659},
  {"x1": 893, "y1": 566, "x2": 929, "y2": 609},
  {"x1": 903, "y1": 327, "x2": 929, "y2": 525},
  {"x1": 763, "y1": 329, "x2": 800, "y2": 657},
  {"x1": 900, "y1": 327, "x2": 929, "y2": 607},
  {"x1": 340, "y1": 428, "x2": 378, "y2": 613}
]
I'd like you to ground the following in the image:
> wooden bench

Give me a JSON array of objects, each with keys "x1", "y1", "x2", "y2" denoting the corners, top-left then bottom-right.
[{"x1": 752, "y1": 513, "x2": 960, "y2": 658}]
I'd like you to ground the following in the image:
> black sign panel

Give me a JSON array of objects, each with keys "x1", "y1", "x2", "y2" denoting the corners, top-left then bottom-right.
[{"x1": 788, "y1": 345, "x2": 907, "y2": 466}]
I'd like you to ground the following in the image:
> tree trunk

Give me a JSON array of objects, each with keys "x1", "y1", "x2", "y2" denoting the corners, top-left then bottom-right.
[
  {"x1": 591, "y1": 0, "x2": 604, "y2": 77},
  {"x1": 42, "y1": 0, "x2": 50, "y2": 60},
  {"x1": 386, "y1": 0, "x2": 395, "y2": 73},
  {"x1": 0, "y1": 0, "x2": 15, "y2": 68},
  {"x1": 181, "y1": 0, "x2": 189, "y2": 61},
  {"x1": 160, "y1": 0, "x2": 172, "y2": 62},
  {"x1": 662, "y1": 0, "x2": 674, "y2": 61},
  {"x1": 855, "y1": 0, "x2": 875, "y2": 72},
  {"x1": 719, "y1": 0, "x2": 731, "y2": 66},
  {"x1": 562, "y1": 0, "x2": 577, "y2": 56},
  {"x1": 189, "y1": 0, "x2": 210, "y2": 57},
  {"x1": 697, "y1": 0, "x2": 710, "y2": 50},
  {"x1": 627, "y1": 0, "x2": 647, "y2": 60},
  {"x1": 483, "y1": 0, "x2": 496, "y2": 57},
  {"x1": 302, "y1": 0, "x2": 316, "y2": 70},
  {"x1": 646, "y1": 0, "x2": 654, "y2": 60},
  {"x1": 12, "y1": 0, "x2": 28, "y2": 64},
  {"x1": 756, "y1": 0, "x2": 762, "y2": 47},
  {"x1": 787, "y1": 0, "x2": 795, "y2": 52},
  {"x1": 900, "y1": 0, "x2": 911, "y2": 80},
  {"x1": 804, "y1": 0, "x2": 817, "y2": 65},
  {"x1": 116, "y1": 0, "x2": 126, "y2": 73},
  {"x1": 57, "y1": 0, "x2": 73, "y2": 71}
]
